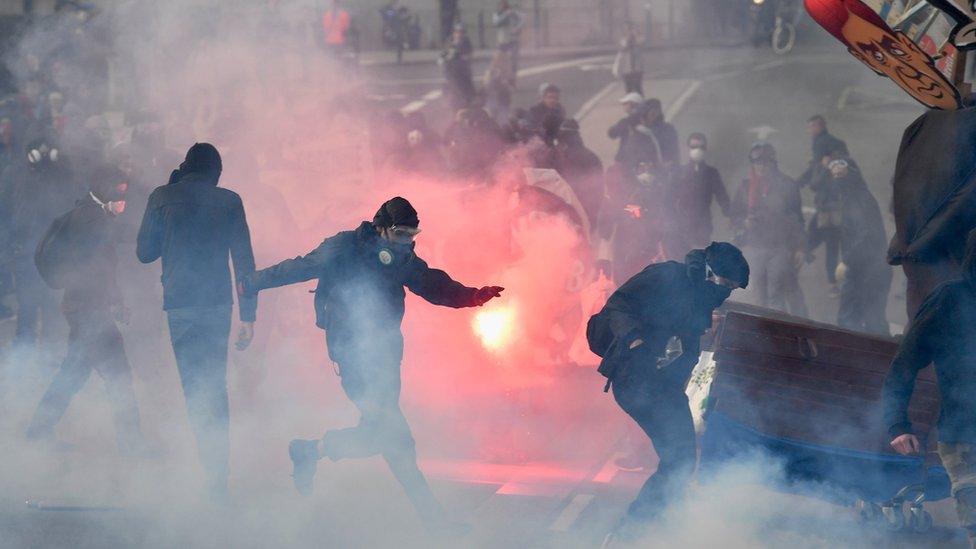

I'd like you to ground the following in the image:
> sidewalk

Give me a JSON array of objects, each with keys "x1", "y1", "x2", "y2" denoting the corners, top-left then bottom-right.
[{"x1": 359, "y1": 43, "x2": 618, "y2": 67}]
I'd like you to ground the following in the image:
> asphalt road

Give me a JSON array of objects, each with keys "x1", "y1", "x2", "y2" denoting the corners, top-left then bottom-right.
[{"x1": 0, "y1": 37, "x2": 965, "y2": 549}]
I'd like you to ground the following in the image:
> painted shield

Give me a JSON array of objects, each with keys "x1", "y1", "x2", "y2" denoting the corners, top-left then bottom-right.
[{"x1": 805, "y1": 0, "x2": 963, "y2": 110}]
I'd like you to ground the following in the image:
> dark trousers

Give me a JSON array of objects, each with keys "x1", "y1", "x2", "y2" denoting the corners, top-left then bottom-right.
[
  {"x1": 612, "y1": 367, "x2": 696, "y2": 523},
  {"x1": 27, "y1": 308, "x2": 142, "y2": 448},
  {"x1": 807, "y1": 225, "x2": 841, "y2": 284},
  {"x1": 13, "y1": 258, "x2": 59, "y2": 345},
  {"x1": 167, "y1": 306, "x2": 231, "y2": 492},
  {"x1": 748, "y1": 246, "x2": 807, "y2": 317},
  {"x1": 623, "y1": 72, "x2": 644, "y2": 96},
  {"x1": 322, "y1": 346, "x2": 446, "y2": 525},
  {"x1": 838, "y1": 265, "x2": 891, "y2": 336}
]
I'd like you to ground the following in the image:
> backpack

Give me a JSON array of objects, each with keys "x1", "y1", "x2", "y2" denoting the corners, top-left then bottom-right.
[{"x1": 34, "y1": 208, "x2": 78, "y2": 290}]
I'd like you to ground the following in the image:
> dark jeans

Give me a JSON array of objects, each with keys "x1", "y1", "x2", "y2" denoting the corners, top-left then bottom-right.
[
  {"x1": 623, "y1": 72, "x2": 644, "y2": 96},
  {"x1": 838, "y1": 265, "x2": 891, "y2": 336},
  {"x1": 807, "y1": 225, "x2": 841, "y2": 284},
  {"x1": 322, "y1": 343, "x2": 447, "y2": 525},
  {"x1": 167, "y1": 305, "x2": 231, "y2": 492},
  {"x1": 612, "y1": 362, "x2": 697, "y2": 523},
  {"x1": 27, "y1": 308, "x2": 142, "y2": 448},
  {"x1": 13, "y1": 258, "x2": 59, "y2": 345}
]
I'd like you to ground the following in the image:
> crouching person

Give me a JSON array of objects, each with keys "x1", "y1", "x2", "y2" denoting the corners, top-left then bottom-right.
[
  {"x1": 883, "y1": 229, "x2": 976, "y2": 548},
  {"x1": 588, "y1": 242, "x2": 749, "y2": 543}
]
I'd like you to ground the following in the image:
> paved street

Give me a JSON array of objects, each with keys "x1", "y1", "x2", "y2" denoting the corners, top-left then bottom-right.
[{"x1": 0, "y1": 32, "x2": 968, "y2": 549}]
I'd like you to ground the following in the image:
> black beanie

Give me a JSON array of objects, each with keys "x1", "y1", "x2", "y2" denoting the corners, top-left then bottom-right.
[
  {"x1": 180, "y1": 142, "x2": 222, "y2": 175},
  {"x1": 90, "y1": 165, "x2": 129, "y2": 202},
  {"x1": 705, "y1": 242, "x2": 750, "y2": 289},
  {"x1": 373, "y1": 197, "x2": 420, "y2": 228}
]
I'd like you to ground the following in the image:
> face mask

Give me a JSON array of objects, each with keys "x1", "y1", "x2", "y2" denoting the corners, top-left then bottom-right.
[
  {"x1": 689, "y1": 148, "x2": 705, "y2": 163},
  {"x1": 637, "y1": 172, "x2": 653, "y2": 185}
]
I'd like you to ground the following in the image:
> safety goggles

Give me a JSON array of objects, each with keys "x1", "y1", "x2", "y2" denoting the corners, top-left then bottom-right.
[
  {"x1": 389, "y1": 225, "x2": 421, "y2": 242},
  {"x1": 828, "y1": 159, "x2": 849, "y2": 171}
]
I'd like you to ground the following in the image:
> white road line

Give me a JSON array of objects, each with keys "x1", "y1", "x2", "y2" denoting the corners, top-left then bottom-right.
[
  {"x1": 837, "y1": 86, "x2": 854, "y2": 111},
  {"x1": 397, "y1": 55, "x2": 614, "y2": 114},
  {"x1": 574, "y1": 81, "x2": 619, "y2": 122},
  {"x1": 753, "y1": 59, "x2": 786, "y2": 72},
  {"x1": 665, "y1": 80, "x2": 702, "y2": 121},
  {"x1": 400, "y1": 100, "x2": 427, "y2": 114},
  {"x1": 549, "y1": 494, "x2": 595, "y2": 532}
]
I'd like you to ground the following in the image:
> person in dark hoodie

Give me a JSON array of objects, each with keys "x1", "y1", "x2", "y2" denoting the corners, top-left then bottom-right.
[
  {"x1": 883, "y1": 228, "x2": 976, "y2": 549},
  {"x1": 136, "y1": 142, "x2": 256, "y2": 500},
  {"x1": 26, "y1": 166, "x2": 149, "y2": 453},
  {"x1": 240, "y1": 197, "x2": 503, "y2": 535},
  {"x1": 588, "y1": 242, "x2": 749, "y2": 543},
  {"x1": 830, "y1": 158, "x2": 892, "y2": 335},
  {"x1": 1, "y1": 132, "x2": 78, "y2": 349}
]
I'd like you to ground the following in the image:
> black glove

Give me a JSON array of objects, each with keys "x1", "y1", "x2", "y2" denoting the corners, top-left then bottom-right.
[{"x1": 473, "y1": 286, "x2": 504, "y2": 306}]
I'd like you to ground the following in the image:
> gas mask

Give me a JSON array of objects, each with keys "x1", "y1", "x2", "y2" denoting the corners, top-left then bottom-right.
[
  {"x1": 27, "y1": 143, "x2": 59, "y2": 165},
  {"x1": 407, "y1": 130, "x2": 423, "y2": 148},
  {"x1": 376, "y1": 225, "x2": 420, "y2": 267},
  {"x1": 688, "y1": 147, "x2": 705, "y2": 163}
]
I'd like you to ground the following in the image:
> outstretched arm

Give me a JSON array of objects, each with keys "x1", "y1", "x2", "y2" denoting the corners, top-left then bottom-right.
[
  {"x1": 245, "y1": 233, "x2": 348, "y2": 294},
  {"x1": 404, "y1": 255, "x2": 502, "y2": 308}
]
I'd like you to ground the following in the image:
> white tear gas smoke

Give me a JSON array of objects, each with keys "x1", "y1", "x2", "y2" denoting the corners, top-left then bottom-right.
[{"x1": 0, "y1": 2, "x2": 955, "y2": 548}]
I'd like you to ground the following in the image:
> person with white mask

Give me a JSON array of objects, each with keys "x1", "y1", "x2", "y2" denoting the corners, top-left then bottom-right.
[{"x1": 671, "y1": 133, "x2": 731, "y2": 252}]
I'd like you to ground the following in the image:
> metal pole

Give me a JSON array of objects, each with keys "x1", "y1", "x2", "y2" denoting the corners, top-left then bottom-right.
[
  {"x1": 534, "y1": 0, "x2": 541, "y2": 49},
  {"x1": 478, "y1": 10, "x2": 486, "y2": 49}
]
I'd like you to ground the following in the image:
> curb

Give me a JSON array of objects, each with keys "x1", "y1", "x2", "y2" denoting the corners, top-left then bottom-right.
[{"x1": 360, "y1": 45, "x2": 618, "y2": 68}]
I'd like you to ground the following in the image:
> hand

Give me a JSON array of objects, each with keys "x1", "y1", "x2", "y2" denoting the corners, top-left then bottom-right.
[
  {"x1": 235, "y1": 322, "x2": 254, "y2": 351},
  {"x1": 820, "y1": 156, "x2": 832, "y2": 168},
  {"x1": 112, "y1": 304, "x2": 131, "y2": 326},
  {"x1": 629, "y1": 339, "x2": 643, "y2": 350},
  {"x1": 474, "y1": 286, "x2": 504, "y2": 306},
  {"x1": 891, "y1": 434, "x2": 921, "y2": 455}
]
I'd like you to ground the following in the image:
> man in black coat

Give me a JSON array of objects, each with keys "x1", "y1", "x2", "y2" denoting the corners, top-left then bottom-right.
[
  {"x1": 883, "y1": 229, "x2": 976, "y2": 549},
  {"x1": 797, "y1": 114, "x2": 848, "y2": 188},
  {"x1": 611, "y1": 99, "x2": 679, "y2": 172},
  {"x1": 589, "y1": 242, "x2": 749, "y2": 542},
  {"x1": 1, "y1": 134, "x2": 79, "y2": 348},
  {"x1": 240, "y1": 197, "x2": 503, "y2": 533},
  {"x1": 555, "y1": 118, "x2": 604, "y2": 226},
  {"x1": 826, "y1": 159, "x2": 891, "y2": 335},
  {"x1": 671, "y1": 132, "x2": 731, "y2": 251},
  {"x1": 136, "y1": 143, "x2": 257, "y2": 500},
  {"x1": 26, "y1": 166, "x2": 148, "y2": 453},
  {"x1": 526, "y1": 83, "x2": 566, "y2": 131}
]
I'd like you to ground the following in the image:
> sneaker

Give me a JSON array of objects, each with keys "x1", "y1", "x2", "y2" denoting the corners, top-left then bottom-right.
[{"x1": 288, "y1": 439, "x2": 319, "y2": 496}]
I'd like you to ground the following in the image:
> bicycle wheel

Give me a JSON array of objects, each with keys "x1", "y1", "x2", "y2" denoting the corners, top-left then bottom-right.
[{"x1": 772, "y1": 22, "x2": 796, "y2": 55}]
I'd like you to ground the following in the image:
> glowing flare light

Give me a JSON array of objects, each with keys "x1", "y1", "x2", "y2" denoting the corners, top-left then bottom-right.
[{"x1": 473, "y1": 304, "x2": 517, "y2": 351}]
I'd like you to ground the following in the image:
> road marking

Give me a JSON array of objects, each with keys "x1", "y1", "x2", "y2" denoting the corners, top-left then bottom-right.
[
  {"x1": 592, "y1": 451, "x2": 626, "y2": 483},
  {"x1": 580, "y1": 63, "x2": 614, "y2": 72},
  {"x1": 665, "y1": 80, "x2": 702, "y2": 121},
  {"x1": 400, "y1": 100, "x2": 428, "y2": 114},
  {"x1": 753, "y1": 59, "x2": 786, "y2": 72},
  {"x1": 397, "y1": 55, "x2": 613, "y2": 114},
  {"x1": 550, "y1": 494, "x2": 595, "y2": 532},
  {"x1": 574, "y1": 81, "x2": 620, "y2": 122},
  {"x1": 837, "y1": 86, "x2": 854, "y2": 111}
]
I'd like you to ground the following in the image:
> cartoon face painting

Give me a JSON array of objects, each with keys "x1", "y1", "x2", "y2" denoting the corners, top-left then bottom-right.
[{"x1": 805, "y1": 0, "x2": 963, "y2": 110}]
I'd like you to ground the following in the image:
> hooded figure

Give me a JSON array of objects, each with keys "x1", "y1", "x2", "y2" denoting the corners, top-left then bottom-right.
[
  {"x1": 831, "y1": 158, "x2": 891, "y2": 335},
  {"x1": 588, "y1": 242, "x2": 748, "y2": 542},
  {"x1": 240, "y1": 197, "x2": 503, "y2": 534},
  {"x1": 136, "y1": 142, "x2": 256, "y2": 500},
  {"x1": 26, "y1": 165, "x2": 149, "y2": 453},
  {"x1": 883, "y1": 228, "x2": 976, "y2": 549}
]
